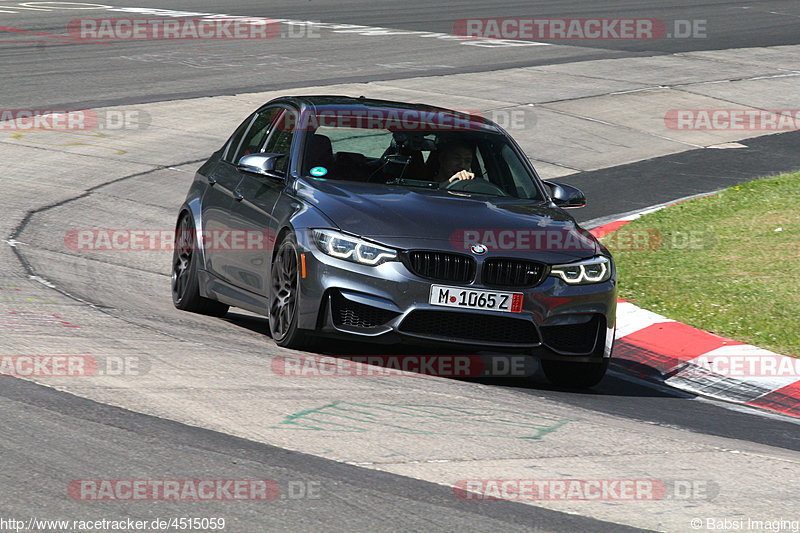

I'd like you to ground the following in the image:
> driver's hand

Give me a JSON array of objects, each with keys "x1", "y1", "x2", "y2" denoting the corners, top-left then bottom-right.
[{"x1": 448, "y1": 170, "x2": 475, "y2": 182}]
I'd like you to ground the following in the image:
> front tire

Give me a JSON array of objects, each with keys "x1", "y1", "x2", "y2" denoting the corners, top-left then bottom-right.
[
  {"x1": 541, "y1": 359, "x2": 609, "y2": 388},
  {"x1": 171, "y1": 213, "x2": 229, "y2": 317},
  {"x1": 269, "y1": 233, "x2": 317, "y2": 350}
]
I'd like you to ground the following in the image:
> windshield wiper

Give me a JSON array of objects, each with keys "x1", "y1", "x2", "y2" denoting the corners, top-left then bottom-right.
[{"x1": 386, "y1": 178, "x2": 439, "y2": 189}]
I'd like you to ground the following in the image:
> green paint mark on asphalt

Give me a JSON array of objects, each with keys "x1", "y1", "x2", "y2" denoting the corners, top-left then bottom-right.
[{"x1": 271, "y1": 401, "x2": 570, "y2": 440}]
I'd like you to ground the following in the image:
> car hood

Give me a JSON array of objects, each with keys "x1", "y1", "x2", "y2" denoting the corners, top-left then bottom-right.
[{"x1": 296, "y1": 179, "x2": 600, "y2": 261}]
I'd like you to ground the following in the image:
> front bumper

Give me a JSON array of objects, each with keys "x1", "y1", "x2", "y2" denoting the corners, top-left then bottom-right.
[{"x1": 295, "y1": 231, "x2": 616, "y2": 360}]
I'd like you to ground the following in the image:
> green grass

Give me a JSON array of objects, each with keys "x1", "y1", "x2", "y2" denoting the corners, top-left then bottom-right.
[{"x1": 604, "y1": 171, "x2": 800, "y2": 357}]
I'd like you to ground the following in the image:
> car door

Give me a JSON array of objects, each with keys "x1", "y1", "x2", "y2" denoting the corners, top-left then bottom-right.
[
  {"x1": 200, "y1": 113, "x2": 259, "y2": 282},
  {"x1": 225, "y1": 106, "x2": 297, "y2": 296}
]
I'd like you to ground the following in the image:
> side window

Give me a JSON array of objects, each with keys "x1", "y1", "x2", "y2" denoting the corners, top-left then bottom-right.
[
  {"x1": 232, "y1": 108, "x2": 279, "y2": 164},
  {"x1": 222, "y1": 114, "x2": 255, "y2": 163},
  {"x1": 263, "y1": 109, "x2": 297, "y2": 175}
]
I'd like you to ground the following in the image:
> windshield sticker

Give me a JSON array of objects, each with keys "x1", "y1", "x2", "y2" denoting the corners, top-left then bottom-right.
[{"x1": 310, "y1": 166, "x2": 328, "y2": 177}]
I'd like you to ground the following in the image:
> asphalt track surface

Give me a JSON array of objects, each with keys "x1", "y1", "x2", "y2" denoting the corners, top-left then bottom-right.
[
  {"x1": 2, "y1": 0, "x2": 800, "y2": 108},
  {"x1": 2, "y1": 1, "x2": 800, "y2": 532},
  {"x1": 0, "y1": 377, "x2": 649, "y2": 533}
]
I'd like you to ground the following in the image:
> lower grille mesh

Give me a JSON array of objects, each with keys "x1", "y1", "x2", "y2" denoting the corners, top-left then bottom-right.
[
  {"x1": 540, "y1": 316, "x2": 602, "y2": 353},
  {"x1": 331, "y1": 293, "x2": 399, "y2": 329},
  {"x1": 400, "y1": 310, "x2": 539, "y2": 345}
]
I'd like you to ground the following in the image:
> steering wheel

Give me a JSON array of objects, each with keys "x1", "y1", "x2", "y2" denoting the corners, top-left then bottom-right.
[{"x1": 445, "y1": 178, "x2": 508, "y2": 196}]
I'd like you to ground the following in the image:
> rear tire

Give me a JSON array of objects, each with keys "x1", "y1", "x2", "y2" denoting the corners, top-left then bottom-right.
[
  {"x1": 541, "y1": 359, "x2": 609, "y2": 388},
  {"x1": 269, "y1": 232, "x2": 318, "y2": 350},
  {"x1": 171, "y1": 213, "x2": 229, "y2": 317}
]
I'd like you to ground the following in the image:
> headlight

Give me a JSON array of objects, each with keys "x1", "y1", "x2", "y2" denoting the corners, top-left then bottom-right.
[
  {"x1": 312, "y1": 229, "x2": 397, "y2": 266},
  {"x1": 550, "y1": 256, "x2": 612, "y2": 285}
]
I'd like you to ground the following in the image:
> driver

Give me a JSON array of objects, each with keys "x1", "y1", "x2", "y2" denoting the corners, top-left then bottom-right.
[{"x1": 434, "y1": 142, "x2": 477, "y2": 185}]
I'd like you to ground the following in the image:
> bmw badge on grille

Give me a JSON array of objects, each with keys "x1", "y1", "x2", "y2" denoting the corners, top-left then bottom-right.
[{"x1": 470, "y1": 244, "x2": 488, "y2": 255}]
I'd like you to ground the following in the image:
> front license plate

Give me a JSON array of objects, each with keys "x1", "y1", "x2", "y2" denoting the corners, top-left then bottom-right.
[{"x1": 429, "y1": 285, "x2": 523, "y2": 313}]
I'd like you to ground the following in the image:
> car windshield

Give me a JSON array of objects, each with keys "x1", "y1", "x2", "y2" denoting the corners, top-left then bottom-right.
[{"x1": 298, "y1": 108, "x2": 544, "y2": 200}]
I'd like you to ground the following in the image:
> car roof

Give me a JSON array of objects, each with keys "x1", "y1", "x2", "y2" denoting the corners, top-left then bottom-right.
[{"x1": 265, "y1": 95, "x2": 501, "y2": 132}]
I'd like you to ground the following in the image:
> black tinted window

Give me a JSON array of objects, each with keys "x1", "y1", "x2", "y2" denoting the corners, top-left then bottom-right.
[
  {"x1": 263, "y1": 110, "x2": 297, "y2": 175},
  {"x1": 233, "y1": 108, "x2": 279, "y2": 163},
  {"x1": 222, "y1": 115, "x2": 255, "y2": 163}
]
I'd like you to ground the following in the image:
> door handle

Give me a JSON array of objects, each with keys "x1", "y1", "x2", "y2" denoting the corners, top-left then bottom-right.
[
  {"x1": 208, "y1": 176, "x2": 217, "y2": 186},
  {"x1": 233, "y1": 189, "x2": 244, "y2": 201}
]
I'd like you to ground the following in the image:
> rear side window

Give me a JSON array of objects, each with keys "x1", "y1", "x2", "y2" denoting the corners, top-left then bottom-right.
[{"x1": 222, "y1": 115, "x2": 255, "y2": 163}]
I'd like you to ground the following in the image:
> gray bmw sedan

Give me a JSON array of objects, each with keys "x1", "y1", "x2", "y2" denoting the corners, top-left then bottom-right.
[{"x1": 171, "y1": 96, "x2": 616, "y2": 387}]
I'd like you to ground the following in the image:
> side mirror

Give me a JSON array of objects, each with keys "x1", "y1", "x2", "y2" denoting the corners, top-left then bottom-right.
[
  {"x1": 545, "y1": 181, "x2": 586, "y2": 209},
  {"x1": 237, "y1": 153, "x2": 285, "y2": 178}
]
